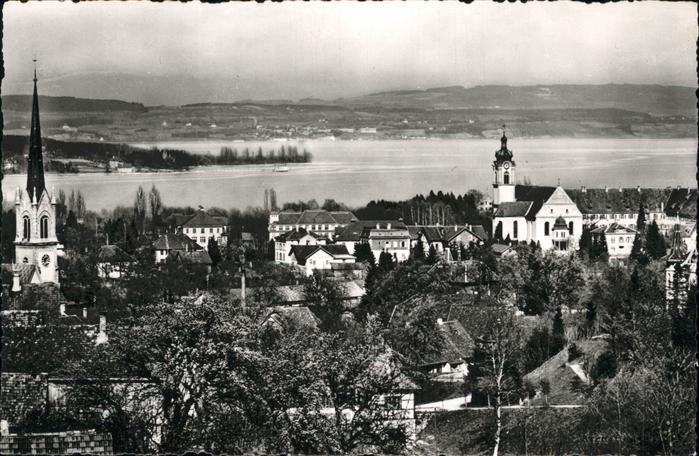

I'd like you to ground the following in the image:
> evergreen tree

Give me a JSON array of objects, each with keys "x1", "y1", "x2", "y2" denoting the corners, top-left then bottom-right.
[
  {"x1": 378, "y1": 251, "x2": 394, "y2": 272},
  {"x1": 207, "y1": 237, "x2": 222, "y2": 267},
  {"x1": 551, "y1": 306, "x2": 565, "y2": 353},
  {"x1": 645, "y1": 220, "x2": 666, "y2": 259},
  {"x1": 493, "y1": 221, "x2": 503, "y2": 241},
  {"x1": 427, "y1": 244, "x2": 439, "y2": 264},
  {"x1": 353, "y1": 242, "x2": 376, "y2": 265},
  {"x1": 411, "y1": 239, "x2": 426, "y2": 262},
  {"x1": 578, "y1": 226, "x2": 593, "y2": 256},
  {"x1": 635, "y1": 202, "x2": 646, "y2": 234}
]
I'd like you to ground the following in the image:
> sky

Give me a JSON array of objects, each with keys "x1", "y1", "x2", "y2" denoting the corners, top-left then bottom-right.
[{"x1": 2, "y1": 1, "x2": 697, "y2": 105}]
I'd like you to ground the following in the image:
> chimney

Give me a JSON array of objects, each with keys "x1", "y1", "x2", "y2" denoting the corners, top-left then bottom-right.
[
  {"x1": 82, "y1": 307, "x2": 88, "y2": 319},
  {"x1": 581, "y1": 186, "x2": 587, "y2": 193},
  {"x1": 618, "y1": 185, "x2": 623, "y2": 192},
  {"x1": 387, "y1": 223, "x2": 391, "y2": 230},
  {"x1": 604, "y1": 186, "x2": 608, "y2": 193},
  {"x1": 637, "y1": 185, "x2": 641, "y2": 193},
  {"x1": 11, "y1": 267, "x2": 21, "y2": 293},
  {"x1": 59, "y1": 303, "x2": 65, "y2": 316},
  {"x1": 376, "y1": 223, "x2": 380, "y2": 229}
]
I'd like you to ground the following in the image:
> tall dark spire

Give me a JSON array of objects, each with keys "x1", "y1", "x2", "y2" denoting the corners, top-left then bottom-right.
[
  {"x1": 494, "y1": 124, "x2": 513, "y2": 164},
  {"x1": 26, "y1": 60, "x2": 45, "y2": 200}
]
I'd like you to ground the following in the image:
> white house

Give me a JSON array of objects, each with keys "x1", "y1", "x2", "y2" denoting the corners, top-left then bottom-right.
[
  {"x1": 590, "y1": 223, "x2": 637, "y2": 259},
  {"x1": 274, "y1": 228, "x2": 328, "y2": 264},
  {"x1": 152, "y1": 233, "x2": 203, "y2": 264},
  {"x1": 407, "y1": 225, "x2": 487, "y2": 260},
  {"x1": 181, "y1": 211, "x2": 228, "y2": 248},
  {"x1": 96, "y1": 245, "x2": 135, "y2": 279},
  {"x1": 268, "y1": 210, "x2": 357, "y2": 241},
  {"x1": 288, "y1": 245, "x2": 356, "y2": 276}
]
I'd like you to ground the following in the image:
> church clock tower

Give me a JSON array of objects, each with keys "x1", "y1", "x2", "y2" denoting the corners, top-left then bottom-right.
[
  {"x1": 14, "y1": 64, "x2": 63, "y2": 284},
  {"x1": 492, "y1": 125, "x2": 516, "y2": 208}
]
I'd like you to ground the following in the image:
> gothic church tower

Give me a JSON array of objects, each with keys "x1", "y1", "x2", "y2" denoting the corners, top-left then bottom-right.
[{"x1": 14, "y1": 66, "x2": 62, "y2": 284}]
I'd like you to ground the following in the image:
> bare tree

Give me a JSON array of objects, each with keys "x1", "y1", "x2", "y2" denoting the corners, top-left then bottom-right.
[{"x1": 472, "y1": 299, "x2": 522, "y2": 456}]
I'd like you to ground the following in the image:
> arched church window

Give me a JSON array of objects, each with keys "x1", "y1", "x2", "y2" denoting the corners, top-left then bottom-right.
[
  {"x1": 513, "y1": 221, "x2": 518, "y2": 239},
  {"x1": 568, "y1": 221, "x2": 574, "y2": 235},
  {"x1": 40, "y1": 216, "x2": 49, "y2": 239},
  {"x1": 544, "y1": 222, "x2": 550, "y2": 236},
  {"x1": 23, "y1": 216, "x2": 30, "y2": 240},
  {"x1": 503, "y1": 171, "x2": 510, "y2": 185}
]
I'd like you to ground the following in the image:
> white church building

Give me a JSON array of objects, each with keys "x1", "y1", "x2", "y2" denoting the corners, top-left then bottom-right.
[{"x1": 491, "y1": 130, "x2": 583, "y2": 252}]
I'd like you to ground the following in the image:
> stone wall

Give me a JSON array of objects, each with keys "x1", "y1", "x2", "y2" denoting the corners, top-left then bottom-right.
[{"x1": 0, "y1": 429, "x2": 112, "y2": 455}]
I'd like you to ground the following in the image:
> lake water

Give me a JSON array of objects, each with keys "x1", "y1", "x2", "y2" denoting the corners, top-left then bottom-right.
[{"x1": 2, "y1": 138, "x2": 696, "y2": 211}]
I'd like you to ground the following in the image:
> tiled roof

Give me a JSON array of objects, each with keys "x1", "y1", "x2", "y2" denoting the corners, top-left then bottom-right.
[
  {"x1": 415, "y1": 320, "x2": 475, "y2": 367},
  {"x1": 261, "y1": 305, "x2": 320, "y2": 332},
  {"x1": 590, "y1": 223, "x2": 637, "y2": 235},
  {"x1": 170, "y1": 249, "x2": 213, "y2": 265},
  {"x1": 182, "y1": 211, "x2": 227, "y2": 228},
  {"x1": 364, "y1": 228, "x2": 411, "y2": 239},
  {"x1": 494, "y1": 201, "x2": 532, "y2": 218},
  {"x1": 275, "y1": 228, "x2": 327, "y2": 243},
  {"x1": 567, "y1": 187, "x2": 670, "y2": 214},
  {"x1": 275, "y1": 210, "x2": 358, "y2": 226},
  {"x1": 152, "y1": 233, "x2": 202, "y2": 251},
  {"x1": 335, "y1": 220, "x2": 406, "y2": 241},
  {"x1": 165, "y1": 213, "x2": 192, "y2": 228},
  {"x1": 1, "y1": 264, "x2": 41, "y2": 285},
  {"x1": 288, "y1": 244, "x2": 353, "y2": 265},
  {"x1": 491, "y1": 243, "x2": 514, "y2": 256},
  {"x1": 97, "y1": 245, "x2": 135, "y2": 263},
  {"x1": 665, "y1": 188, "x2": 697, "y2": 219}
]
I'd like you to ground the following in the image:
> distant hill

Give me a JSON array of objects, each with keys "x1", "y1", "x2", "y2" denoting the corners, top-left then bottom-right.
[
  {"x1": 337, "y1": 84, "x2": 697, "y2": 117},
  {"x1": 2, "y1": 95, "x2": 146, "y2": 113}
]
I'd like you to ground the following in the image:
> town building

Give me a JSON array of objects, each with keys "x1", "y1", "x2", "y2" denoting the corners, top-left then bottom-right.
[
  {"x1": 10, "y1": 69, "x2": 63, "y2": 284},
  {"x1": 96, "y1": 245, "x2": 135, "y2": 279},
  {"x1": 414, "y1": 319, "x2": 474, "y2": 382},
  {"x1": 152, "y1": 233, "x2": 204, "y2": 263},
  {"x1": 358, "y1": 222, "x2": 412, "y2": 263},
  {"x1": 181, "y1": 210, "x2": 228, "y2": 248},
  {"x1": 288, "y1": 244, "x2": 356, "y2": 276},
  {"x1": 268, "y1": 209, "x2": 358, "y2": 241},
  {"x1": 590, "y1": 223, "x2": 637, "y2": 259},
  {"x1": 408, "y1": 225, "x2": 487, "y2": 260},
  {"x1": 274, "y1": 228, "x2": 328, "y2": 264}
]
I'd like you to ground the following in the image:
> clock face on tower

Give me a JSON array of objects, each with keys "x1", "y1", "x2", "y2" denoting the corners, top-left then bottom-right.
[
  {"x1": 503, "y1": 161, "x2": 511, "y2": 169},
  {"x1": 42, "y1": 254, "x2": 51, "y2": 267}
]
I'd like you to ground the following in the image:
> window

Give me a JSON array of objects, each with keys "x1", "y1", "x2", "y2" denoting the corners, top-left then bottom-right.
[
  {"x1": 200, "y1": 237, "x2": 205, "y2": 243},
  {"x1": 209, "y1": 228, "x2": 213, "y2": 233},
  {"x1": 610, "y1": 237, "x2": 615, "y2": 244},
  {"x1": 200, "y1": 228, "x2": 204, "y2": 233},
  {"x1": 401, "y1": 241, "x2": 405, "y2": 247},
  {"x1": 23, "y1": 216, "x2": 30, "y2": 240},
  {"x1": 503, "y1": 171, "x2": 510, "y2": 185},
  {"x1": 566, "y1": 209, "x2": 569, "y2": 214},
  {"x1": 568, "y1": 221, "x2": 574, "y2": 235},
  {"x1": 40, "y1": 216, "x2": 49, "y2": 238},
  {"x1": 544, "y1": 222, "x2": 550, "y2": 236},
  {"x1": 513, "y1": 221, "x2": 518, "y2": 239}
]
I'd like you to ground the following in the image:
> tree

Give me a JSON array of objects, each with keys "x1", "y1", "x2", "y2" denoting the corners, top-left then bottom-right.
[
  {"x1": 471, "y1": 300, "x2": 522, "y2": 456},
  {"x1": 427, "y1": 244, "x2": 439, "y2": 263},
  {"x1": 353, "y1": 242, "x2": 375, "y2": 266},
  {"x1": 410, "y1": 239, "x2": 426, "y2": 262},
  {"x1": 207, "y1": 237, "x2": 222, "y2": 267},
  {"x1": 578, "y1": 225, "x2": 593, "y2": 257},
  {"x1": 134, "y1": 186, "x2": 147, "y2": 236},
  {"x1": 551, "y1": 306, "x2": 565, "y2": 352},
  {"x1": 635, "y1": 202, "x2": 646, "y2": 234},
  {"x1": 645, "y1": 220, "x2": 666, "y2": 259},
  {"x1": 303, "y1": 272, "x2": 348, "y2": 333},
  {"x1": 493, "y1": 221, "x2": 503, "y2": 241},
  {"x1": 377, "y1": 250, "x2": 395, "y2": 272},
  {"x1": 148, "y1": 185, "x2": 163, "y2": 234}
]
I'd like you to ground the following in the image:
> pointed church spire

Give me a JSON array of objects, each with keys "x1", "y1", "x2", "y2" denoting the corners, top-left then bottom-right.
[{"x1": 27, "y1": 59, "x2": 46, "y2": 200}]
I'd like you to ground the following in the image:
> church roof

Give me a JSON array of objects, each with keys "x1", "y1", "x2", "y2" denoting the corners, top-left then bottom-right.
[
  {"x1": 26, "y1": 68, "x2": 46, "y2": 200},
  {"x1": 514, "y1": 185, "x2": 558, "y2": 221},
  {"x1": 494, "y1": 201, "x2": 532, "y2": 218},
  {"x1": 553, "y1": 216, "x2": 568, "y2": 230},
  {"x1": 493, "y1": 131, "x2": 514, "y2": 165},
  {"x1": 567, "y1": 187, "x2": 670, "y2": 214}
]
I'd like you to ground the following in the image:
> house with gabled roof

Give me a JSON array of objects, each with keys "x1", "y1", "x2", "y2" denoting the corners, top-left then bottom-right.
[
  {"x1": 274, "y1": 228, "x2": 329, "y2": 264},
  {"x1": 407, "y1": 225, "x2": 487, "y2": 260},
  {"x1": 152, "y1": 233, "x2": 203, "y2": 263},
  {"x1": 181, "y1": 210, "x2": 228, "y2": 248},
  {"x1": 590, "y1": 223, "x2": 637, "y2": 259},
  {"x1": 414, "y1": 319, "x2": 475, "y2": 382},
  {"x1": 96, "y1": 245, "x2": 135, "y2": 279},
  {"x1": 288, "y1": 244, "x2": 356, "y2": 276},
  {"x1": 268, "y1": 209, "x2": 358, "y2": 241}
]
